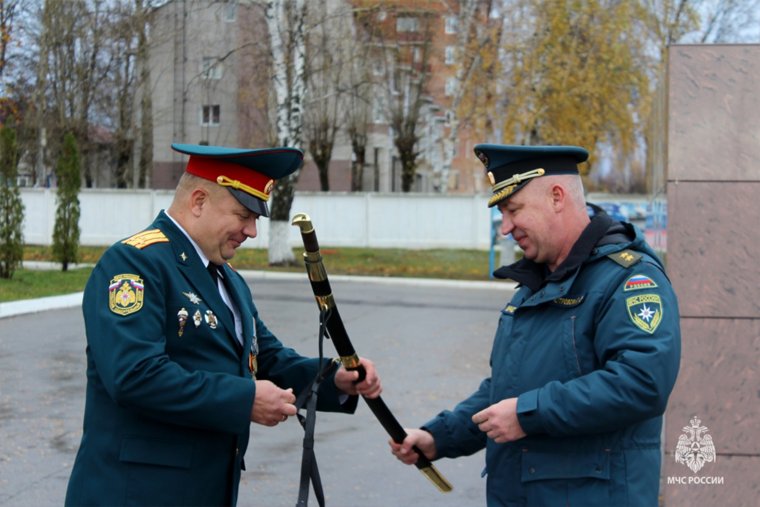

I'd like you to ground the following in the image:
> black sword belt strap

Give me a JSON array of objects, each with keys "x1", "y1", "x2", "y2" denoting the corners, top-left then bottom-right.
[{"x1": 295, "y1": 308, "x2": 338, "y2": 507}]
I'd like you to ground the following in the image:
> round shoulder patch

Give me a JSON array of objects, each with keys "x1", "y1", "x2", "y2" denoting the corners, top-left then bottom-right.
[{"x1": 109, "y1": 274, "x2": 145, "y2": 316}]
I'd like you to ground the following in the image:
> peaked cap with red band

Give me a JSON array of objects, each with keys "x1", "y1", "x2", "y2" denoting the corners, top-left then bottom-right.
[{"x1": 171, "y1": 143, "x2": 303, "y2": 217}]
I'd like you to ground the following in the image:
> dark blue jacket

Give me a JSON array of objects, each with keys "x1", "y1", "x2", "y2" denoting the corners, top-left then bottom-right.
[
  {"x1": 424, "y1": 218, "x2": 680, "y2": 506},
  {"x1": 65, "y1": 212, "x2": 355, "y2": 506}
]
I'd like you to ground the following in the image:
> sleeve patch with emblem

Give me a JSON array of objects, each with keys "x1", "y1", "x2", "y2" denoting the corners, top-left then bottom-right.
[
  {"x1": 122, "y1": 229, "x2": 169, "y2": 249},
  {"x1": 624, "y1": 274, "x2": 658, "y2": 291},
  {"x1": 109, "y1": 274, "x2": 145, "y2": 316},
  {"x1": 626, "y1": 293, "x2": 662, "y2": 334}
]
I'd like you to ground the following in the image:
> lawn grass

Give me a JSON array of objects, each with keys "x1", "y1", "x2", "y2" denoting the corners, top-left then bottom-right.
[
  {"x1": 0, "y1": 267, "x2": 93, "y2": 302},
  {"x1": 0, "y1": 244, "x2": 494, "y2": 302}
]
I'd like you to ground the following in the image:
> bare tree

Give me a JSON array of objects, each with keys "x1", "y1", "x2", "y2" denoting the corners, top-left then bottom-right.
[
  {"x1": 346, "y1": 82, "x2": 371, "y2": 191},
  {"x1": 109, "y1": 1, "x2": 138, "y2": 189},
  {"x1": 100, "y1": 0, "x2": 155, "y2": 190},
  {"x1": 34, "y1": 0, "x2": 114, "y2": 186},
  {"x1": 265, "y1": 0, "x2": 307, "y2": 265},
  {"x1": 0, "y1": 1, "x2": 39, "y2": 186},
  {"x1": 303, "y1": 1, "x2": 346, "y2": 192},
  {"x1": 344, "y1": 6, "x2": 374, "y2": 192},
  {"x1": 436, "y1": 0, "x2": 479, "y2": 193},
  {"x1": 134, "y1": 0, "x2": 153, "y2": 189},
  {"x1": 0, "y1": 0, "x2": 25, "y2": 81},
  {"x1": 356, "y1": 4, "x2": 437, "y2": 192},
  {"x1": 20, "y1": 0, "x2": 157, "y2": 189},
  {"x1": 688, "y1": 0, "x2": 760, "y2": 43}
]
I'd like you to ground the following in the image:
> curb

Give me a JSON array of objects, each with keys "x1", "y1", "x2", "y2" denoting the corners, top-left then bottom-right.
[
  {"x1": 0, "y1": 292, "x2": 84, "y2": 319},
  {"x1": 1, "y1": 270, "x2": 515, "y2": 320},
  {"x1": 239, "y1": 269, "x2": 515, "y2": 291}
]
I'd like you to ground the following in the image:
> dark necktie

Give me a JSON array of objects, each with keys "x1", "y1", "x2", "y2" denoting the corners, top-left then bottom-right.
[
  {"x1": 207, "y1": 262, "x2": 221, "y2": 286},
  {"x1": 208, "y1": 263, "x2": 234, "y2": 318},
  {"x1": 207, "y1": 263, "x2": 241, "y2": 353}
]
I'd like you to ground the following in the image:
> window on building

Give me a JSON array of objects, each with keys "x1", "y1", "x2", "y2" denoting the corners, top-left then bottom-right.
[
  {"x1": 372, "y1": 96, "x2": 385, "y2": 123},
  {"x1": 445, "y1": 16, "x2": 458, "y2": 34},
  {"x1": 372, "y1": 58, "x2": 384, "y2": 76},
  {"x1": 445, "y1": 46, "x2": 455, "y2": 65},
  {"x1": 396, "y1": 16, "x2": 418, "y2": 32},
  {"x1": 223, "y1": 1, "x2": 237, "y2": 22},
  {"x1": 201, "y1": 57, "x2": 222, "y2": 80},
  {"x1": 392, "y1": 70, "x2": 406, "y2": 96},
  {"x1": 413, "y1": 47, "x2": 422, "y2": 63},
  {"x1": 202, "y1": 105, "x2": 220, "y2": 126},
  {"x1": 445, "y1": 77, "x2": 457, "y2": 97}
]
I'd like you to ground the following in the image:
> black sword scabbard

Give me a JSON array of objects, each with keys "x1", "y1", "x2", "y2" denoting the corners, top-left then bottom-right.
[{"x1": 291, "y1": 213, "x2": 453, "y2": 493}]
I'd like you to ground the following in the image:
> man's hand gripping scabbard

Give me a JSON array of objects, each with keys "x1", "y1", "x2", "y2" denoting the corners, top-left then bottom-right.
[{"x1": 291, "y1": 212, "x2": 453, "y2": 493}]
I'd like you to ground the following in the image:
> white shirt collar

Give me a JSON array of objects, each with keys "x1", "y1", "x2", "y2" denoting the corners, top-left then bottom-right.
[{"x1": 164, "y1": 210, "x2": 211, "y2": 268}]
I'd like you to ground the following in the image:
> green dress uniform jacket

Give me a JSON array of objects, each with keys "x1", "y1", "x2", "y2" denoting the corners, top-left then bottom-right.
[
  {"x1": 423, "y1": 216, "x2": 681, "y2": 507},
  {"x1": 65, "y1": 211, "x2": 356, "y2": 507}
]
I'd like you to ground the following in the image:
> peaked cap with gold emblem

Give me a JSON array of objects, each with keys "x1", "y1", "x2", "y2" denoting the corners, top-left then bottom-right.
[
  {"x1": 171, "y1": 143, "x2": 304, "y2": 217},
  {"x1": 474, "y1": 144, "x2": 588, "y2": 208}
]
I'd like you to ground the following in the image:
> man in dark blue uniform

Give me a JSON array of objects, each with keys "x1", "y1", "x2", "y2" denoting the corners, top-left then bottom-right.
[
  {"x1": 391, "y1": 145, "x2": 680, "y2": 506},
  {"x1": 66, "y1": 144, "x2": 382, "y2": 507}
]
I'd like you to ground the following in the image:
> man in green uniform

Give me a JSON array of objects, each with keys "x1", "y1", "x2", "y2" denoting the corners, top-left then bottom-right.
[
  {"x1": 391, "y1": 144, "x2": 680, "y2": 507},
  {"x1": 66, "y1": 144, "x2": 382, "y2": 507}
]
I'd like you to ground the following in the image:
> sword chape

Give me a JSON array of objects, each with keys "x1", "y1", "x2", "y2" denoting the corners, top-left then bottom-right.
[{"x1": 419, "y1": 464, "x2": 454, "y2": 492}]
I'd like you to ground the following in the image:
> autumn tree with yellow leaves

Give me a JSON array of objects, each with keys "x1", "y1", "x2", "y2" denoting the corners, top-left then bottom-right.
[{"x1": 456, "y1": 0, "x2": 713, "y2": 190}]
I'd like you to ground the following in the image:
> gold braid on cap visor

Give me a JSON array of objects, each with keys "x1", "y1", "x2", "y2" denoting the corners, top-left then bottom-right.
[
  {"x1": 488, "y1": 168, "x2": 545, "y2": 207},
  {"x1": 216, "y1": 174, "x2": 271, "y2": 201}
]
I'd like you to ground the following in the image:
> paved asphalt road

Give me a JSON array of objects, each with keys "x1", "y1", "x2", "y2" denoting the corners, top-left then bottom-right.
[{"x1": 0, "y1": 273, "x2": 516, "y2": 507}]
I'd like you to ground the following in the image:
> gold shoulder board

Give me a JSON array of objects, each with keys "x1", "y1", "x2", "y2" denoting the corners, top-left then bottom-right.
[
  {"x1": 122, "y1": 229, "x2": 169, "y2": 249},
  {"x1": 607, "y1": 249, "x2": 642, "y2": 268}
]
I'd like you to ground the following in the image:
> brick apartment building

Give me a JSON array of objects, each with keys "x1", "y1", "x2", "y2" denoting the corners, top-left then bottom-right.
[{"x1": 148, "y1": 0, "x2": 484, "y2": 194}]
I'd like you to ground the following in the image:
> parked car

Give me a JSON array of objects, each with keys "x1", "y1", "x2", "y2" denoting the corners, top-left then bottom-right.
[
  {"x1": 621, "y1": 202, "x2": 647, "y2": 221},
  {"x1": 588, "y1": 202, "x2": 628, "y2": 222},
  {"x1": 600, "y1": 202, "x2": 629, "y2": 221}
]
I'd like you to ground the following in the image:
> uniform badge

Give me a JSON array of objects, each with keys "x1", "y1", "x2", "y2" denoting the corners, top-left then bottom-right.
[
  {"x1": 608, "y1": 250, "x2": 642, "y2": 267},
  {"x1": 121, "y1": 229, "x2": 168, "y2": 249},
  {"x1": 249, "y1": 351, "x2": 258, "y2": 378},
  {"x1": 177, "y1": 308, "x2": 189, "y2": 336},
  {"x1": 183, "y1": 291, "x2": 202, "y2": 305},
  {"x1": 109, "y1": 274, "x2": 145, "y2": 316},
  {"x1": 249, "y1": 330, "x2": 259, "y2": 378},
  {"x1": 624, "y1": 274, "x2": 658, "y2": 291},
  {"x1": 477, "y1": 151, "x2": 489, "y2": 168},
  {"x1": 193, "y1": 309, "x2": 202, "y2": 327},
  {"x1": 552, "y1": 296, "x2": 584, "y2": 307},
  {"x1": 626, "y1": 293, "x2": 663, "y2": 334},
  {"x1": 205, "y1": 310, "x2": 218, "y2": 329}
]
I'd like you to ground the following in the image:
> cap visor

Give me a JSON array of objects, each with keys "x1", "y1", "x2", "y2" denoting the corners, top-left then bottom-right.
[{"x1": 227, "y1": 188, "x2": 269, "y2": 217}]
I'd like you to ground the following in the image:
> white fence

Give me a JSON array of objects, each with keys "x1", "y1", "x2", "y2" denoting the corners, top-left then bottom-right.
[{"x1": 19, "y1": 189, "x2": 496, "y2": 250}]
